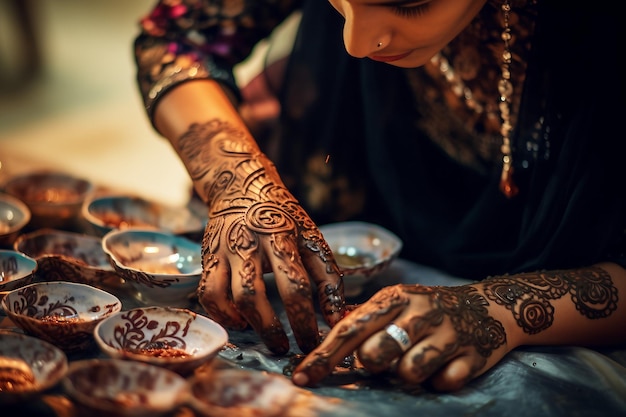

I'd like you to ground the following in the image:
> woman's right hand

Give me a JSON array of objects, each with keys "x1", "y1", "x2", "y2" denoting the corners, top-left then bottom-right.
[
  {"x1": 153, "y1": 80, "x2": 345, "y2": 355},
  {"x1": 180, "y1": 119, "x2": 345, "y2": 355}
]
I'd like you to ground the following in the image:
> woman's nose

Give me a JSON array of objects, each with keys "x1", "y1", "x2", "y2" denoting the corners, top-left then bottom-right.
[{"x1": 341, "y1": 6, "x2": 389, "y2": 58}]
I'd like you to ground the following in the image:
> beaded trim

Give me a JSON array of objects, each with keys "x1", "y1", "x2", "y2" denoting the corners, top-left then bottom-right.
[
  {"x1": 498, "y1": 0, "x2": 518, "y2": 197},
  {"x1": 431, "y1": 0, "x2": 518, "y2": 198}
]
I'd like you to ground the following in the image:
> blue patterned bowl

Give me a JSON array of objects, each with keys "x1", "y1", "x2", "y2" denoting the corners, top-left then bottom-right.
[
  {"x1": 0, "y1": 331, "x2": 68, "y2": 405},
  {"x1": 0, "y1": 192, "x2": 31, "y2": 248},
  {"x1": 94, "y1": 306, "x2": 228, "y2": 375},
  {"x1": 101, "y1": 228, "x2": 202, "y2": 307},
  {"x1": 13, "y1": 228, "x2": 122, "y2": 289},
  {"x1": 0, "y1": 249, "x2": 37, "y2": 293},
  {"x1": 1, "y1": 281, "x2": 122, "y2": 352}
]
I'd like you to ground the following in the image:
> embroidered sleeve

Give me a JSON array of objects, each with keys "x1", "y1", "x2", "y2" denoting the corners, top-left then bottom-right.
[{"x1": 134, "y1": 0, "x2": 300, "y2": 124}]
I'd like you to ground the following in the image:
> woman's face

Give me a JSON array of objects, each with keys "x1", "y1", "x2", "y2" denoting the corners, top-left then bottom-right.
[{"x1": 327, "y1": 0, "x2": 488, "y2": 67}]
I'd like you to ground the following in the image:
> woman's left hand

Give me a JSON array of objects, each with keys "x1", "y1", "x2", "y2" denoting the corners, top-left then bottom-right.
[{"x1": 291, "y1": 283, "x2": 513, "y2": 392}]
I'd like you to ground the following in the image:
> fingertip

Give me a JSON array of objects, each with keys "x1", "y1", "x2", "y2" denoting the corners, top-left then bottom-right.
[
  {"x1": 430, "y1": 358, "x2": 472, "y2": 392},
  {"x1": 292, "y1": 371, "x2": 310, "y2": 387},
  {"x1": 445, "y1": 357, "x2": 472, "y2": 380}
]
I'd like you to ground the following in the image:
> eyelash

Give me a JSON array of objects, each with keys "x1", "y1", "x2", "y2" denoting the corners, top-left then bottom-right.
[{"x1": 391, "y1": 2, "x2": 431, "y2": 18}]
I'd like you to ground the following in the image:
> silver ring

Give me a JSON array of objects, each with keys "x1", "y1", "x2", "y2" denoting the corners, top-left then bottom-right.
[
  {"x1": 385, "y1": 323, "x2": 411, "y2": 352},
  {"x1": 377, "y1": 42, "x2": 383, "y2": 48}
]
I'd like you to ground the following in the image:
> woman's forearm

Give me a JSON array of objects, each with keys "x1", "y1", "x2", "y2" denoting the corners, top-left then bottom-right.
[
  {"x1": 154, "y1": 80, "x2": 248, "y2": 145},
  {"x1": 479, "y1": 262, "x2": 626, "y2": 349},
  {"x1": 152, "y1": 79, "x2": 263, "y2": 202}
]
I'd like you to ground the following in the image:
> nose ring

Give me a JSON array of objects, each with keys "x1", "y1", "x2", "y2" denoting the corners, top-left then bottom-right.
[{"x1": 377, "y1": 42, "x2": 383, "y2": 48}]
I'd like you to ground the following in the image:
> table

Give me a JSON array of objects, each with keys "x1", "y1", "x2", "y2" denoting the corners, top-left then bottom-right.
[{"x1": 3, "y1": 244, "x2": 626, "y2": 416}]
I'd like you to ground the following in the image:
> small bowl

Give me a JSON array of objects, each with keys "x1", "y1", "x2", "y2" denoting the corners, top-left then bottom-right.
[
  {"x1": 101, "y1": 228, "x2": 202, "y2": 307},
  {"x1": 2, "y1": 170, "x2": 93, "y2": 229},
  {"x1": 62, "y1": 358, "x2": 189, "y2": 417},
  {"x1": 82, "y1": 194, "x2": 207, "y2": 239},
  {"x1": 189, "y1": 368, "x2": 316, "y2": 417},
  {"x1": 0, "y1": 250, "x2": 37, "y2": 293},
  {"x1": 13, "y1": 228, "x2": 123, "y2": 289},
  {"x1": 94, "y1": 306, "x2": 228, "y2": 375},
  {"x1": 0, "y1": 192, "x2": 31, "y2": 248},
  {"x1": 0, "y1": 331, "x2": 68, "y2": 405},
  {"x1": 1, "y1": 281, "x2": 122, "y2": 353},
  {"x1": 320, "y1": 221, "x2": 403, "y2": 297}
]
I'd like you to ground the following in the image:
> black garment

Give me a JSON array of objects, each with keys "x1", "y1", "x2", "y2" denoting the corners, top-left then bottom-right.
[
  {"x1": 134, "y1": 0, "x2": 626, "y2": 280},
  {"x1": 272, "y1": 0, "x2": 626, "y2": 279}
]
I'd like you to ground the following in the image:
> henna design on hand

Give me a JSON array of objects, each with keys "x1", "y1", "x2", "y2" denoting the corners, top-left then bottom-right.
[
  {"x1": 300, "y1": 284, "x2": 506, "y2": 385},
  {"x1": 178, "y1": 119, "x2": 338, "y2": 273},
  {"x1": 483, "y1": 266, "x2": 618, "y2": 335},
  {"x1": 400, "y1": 286, "x2": 508, "y2": 356},
  {"x1": 196, "y1": 251, "x2": 245, "y2": 328},
  {"x1": 297, "y1": 216, "x2": 344, "y2": 317},
  {"x1": 402, "y1": 286, "x2": 506, "y2": 381},
  {"x1": 301, "y1": 286, "x2": 409, "y2": 376},
  {"x1": 177, "y1": 120, "x2": 343, "y2": 353}
]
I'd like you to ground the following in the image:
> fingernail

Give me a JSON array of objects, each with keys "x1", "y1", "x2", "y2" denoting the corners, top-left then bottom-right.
[{"x1": 292, "y1": 372, "x2": 309, "y2": 386}]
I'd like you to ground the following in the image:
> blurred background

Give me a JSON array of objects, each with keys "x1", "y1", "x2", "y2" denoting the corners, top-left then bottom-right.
[{"x1": 0, "y1": 0, "x2": 192, "y2": 206}]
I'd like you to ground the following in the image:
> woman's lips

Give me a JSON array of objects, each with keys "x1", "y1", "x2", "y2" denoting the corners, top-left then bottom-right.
[{"x1": 368, "y1": 51, "x2": 412, "y2": 63}]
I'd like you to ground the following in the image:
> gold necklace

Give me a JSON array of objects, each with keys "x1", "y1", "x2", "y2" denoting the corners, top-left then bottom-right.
[{"x1": 431, "y1": 0, "x2": 518, "y2": 198}]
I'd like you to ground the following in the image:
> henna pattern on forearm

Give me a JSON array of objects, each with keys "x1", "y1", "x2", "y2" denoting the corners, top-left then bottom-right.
[{"x1": 483, "y1": 266, "x2": 618, "y2": 335}]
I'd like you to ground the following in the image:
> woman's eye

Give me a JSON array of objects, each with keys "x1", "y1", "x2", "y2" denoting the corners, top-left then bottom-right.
[{"x1": 392, "y1": 2, "x2": 431, "y2": 18}]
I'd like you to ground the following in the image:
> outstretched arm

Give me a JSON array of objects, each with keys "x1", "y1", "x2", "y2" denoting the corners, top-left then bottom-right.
[{"x1": 292, "y1": 262, "x2": 626, "y2": 391}]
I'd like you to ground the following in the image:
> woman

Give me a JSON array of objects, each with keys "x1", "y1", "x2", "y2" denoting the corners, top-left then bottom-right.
[{"x1": 134, "y1": 0, "x2": 626, "y2": 391}]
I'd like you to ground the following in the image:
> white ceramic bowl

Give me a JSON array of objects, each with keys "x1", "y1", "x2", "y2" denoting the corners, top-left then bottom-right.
[
  {"x1": 101, "y1": 228, "x2": 202, "y2": 307},
  {"x1": 1, "y1": 281, "x2": 122, "y2": 353},
  {"x1": 13, "y1": 228, "x2": 122, "y2": 289},
  {"x1": 82, "y1": 194, "x2": 206, "y2": 239},
  {"x1": 0, "y1": 331, "x2": 68, "y2": 405},
  {"x1": 319, "y1": 221, "x2": 403, "y2": 297},
  {"x1": 62, "y1": 358, "x2": 189, "y2": 417},
  {"x1": 0, "y1": 192, "x2": 31, "y2": 248},
  {"x1": 94, "y1": 306, "x2": 228, "y2": 375},
  {"x1": 0, "y1": 249, "x2": 37, "y2": 293}
]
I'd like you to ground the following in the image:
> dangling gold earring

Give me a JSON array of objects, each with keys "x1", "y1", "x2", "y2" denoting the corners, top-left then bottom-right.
[{"x1": 498, "y1": 0, "x2": 518, "y2": 198}]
